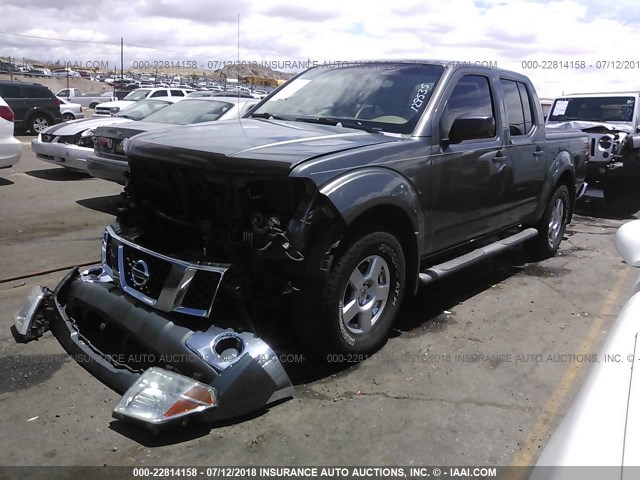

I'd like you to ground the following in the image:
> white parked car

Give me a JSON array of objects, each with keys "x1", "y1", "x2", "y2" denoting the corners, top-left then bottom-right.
[
  {"x1": 0, "y1": 96, "x2": 21, "y2": 169},
  {"x1": 532, "y1": 219, "x2": 640, "y2": 478},
  {"x1": 31, "y1": 98, "x2": 181, "y2": 172},
  {"x1": 93, "y1": 88, "x2": 192, "y2": 117},
  {"x1": 57, "y1": 97, "x2": 84, "y2": 121}
]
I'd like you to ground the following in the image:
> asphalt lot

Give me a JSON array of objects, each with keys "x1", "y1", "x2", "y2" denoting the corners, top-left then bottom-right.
[{"x1": 0, "y1": 136, "x2": 638, "y2": 468}]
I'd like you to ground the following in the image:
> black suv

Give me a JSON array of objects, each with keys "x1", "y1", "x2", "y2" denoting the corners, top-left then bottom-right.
[{"x1": 0, "y1": 80, "x2": 63, "y2": 134}]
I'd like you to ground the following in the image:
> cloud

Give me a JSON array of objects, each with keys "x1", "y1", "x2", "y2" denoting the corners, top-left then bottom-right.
[{"x1": 1, "y1": 0, "x2": 639, "y2": 97}]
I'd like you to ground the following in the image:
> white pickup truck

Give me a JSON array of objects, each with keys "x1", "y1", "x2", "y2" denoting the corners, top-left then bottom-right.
[
  {"x1": 546, "y1": 91, "x2": 640, "y2": 214},
  {"x1": 56, "y1": 88, "x2": 116, "y2": 109}
]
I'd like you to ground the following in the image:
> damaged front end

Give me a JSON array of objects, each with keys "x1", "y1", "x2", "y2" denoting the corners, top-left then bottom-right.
[
  {"x1": 547, "y1": 121, "x2": 640, "y2": 182},
  {"x1": 12, "y1": 153, "x2": 344, "y2": 432},
  {"x1": 13, "y1": 267, "x2": 294, "y2": 432}
]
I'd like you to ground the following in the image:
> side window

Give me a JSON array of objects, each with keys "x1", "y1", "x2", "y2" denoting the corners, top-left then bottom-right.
[
  {"x1": 170, "y1": 90, "x2": 185, "y2": 97},
  {"x1": 500, "y1": 79, "x2": 526, "y2": 136},
  {"x1": 517, "y1": 82, "x2": 535, "y2": 133},
  {"x1": 0, "y1": 84, "x2": 23, "y2": 98},
  {"x1": 149, "y1": 90, "x2": 166, "y2": 98},
  {"x1": 443, "y1": 75, "x2": 495, "y2": 138}
]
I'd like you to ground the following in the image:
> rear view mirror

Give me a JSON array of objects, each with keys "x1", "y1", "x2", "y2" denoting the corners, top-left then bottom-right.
[{"x1": 443, "y1": 115, "x2": 495, "y2": 144}]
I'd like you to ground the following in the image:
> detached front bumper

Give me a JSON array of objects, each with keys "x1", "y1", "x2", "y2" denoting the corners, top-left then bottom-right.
[{"x1": 13, "y1": 267, "x2": 294, "y2": 431}]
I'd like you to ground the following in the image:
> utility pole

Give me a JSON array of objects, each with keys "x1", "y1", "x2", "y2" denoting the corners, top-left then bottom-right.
[{"x1": 120, "y1": 37, "x2": 124, "y2": 80}]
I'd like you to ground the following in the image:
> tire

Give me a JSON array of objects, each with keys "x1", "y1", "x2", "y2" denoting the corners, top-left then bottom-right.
[
  {"x1": 89, "y1": 102, "x2": 98, "y2": 109},
  {"x1": 29, "y1": 114, "x2": 51, "y2": 134},
  {"x1": 604, "y1": 180, "x2": 640, "y2": 215},
  {"x1": 525, "y1": 185, "x2": 570, "y2": 259},
  {"x1": 62, "y1": 113, "x2": 75, "y2": 122},
  {"x1": 294, "y1": 231, "x2": 406, "y2": 356}
]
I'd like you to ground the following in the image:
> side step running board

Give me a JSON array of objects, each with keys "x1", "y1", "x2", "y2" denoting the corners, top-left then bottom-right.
[{"x1": 418, "y1": 228, "x2": 538, "y2": 286}]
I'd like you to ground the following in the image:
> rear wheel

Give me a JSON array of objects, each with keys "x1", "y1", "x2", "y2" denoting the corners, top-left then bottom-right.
[
  {"x1": 62, "y1": 113, "x2": 75, "y2": 122},
  {"x1": 294, "y1": 231, "x2": 405, "y2": 356},
  {"x1": 89, "y1": 102, "x2": 98, "y2": 109},
  {"x1": 29, "y1": 114, "x2": 51, "y2": 134},
  {"x1": 525, "y1": 185, "x2": 570, "y2": 258}
]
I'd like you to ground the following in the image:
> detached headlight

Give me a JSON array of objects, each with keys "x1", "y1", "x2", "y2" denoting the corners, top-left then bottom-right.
[
  {"x1": 112, "y1": 367, "x2": 217, "y2": 431},
  {"x1": 13, "y1": 286, "x2": 46, "y2": 337}
]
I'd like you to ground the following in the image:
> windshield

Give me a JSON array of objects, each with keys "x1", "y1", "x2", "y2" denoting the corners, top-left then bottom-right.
[
  {"x1": 251, "y1": 63, "x2": 445, "y2": 134},
  {"x1": 115, "y1": 99, "x2": 172, "y2": 120},
  {"x1": 143, "y1": 99, "x2": 234, "y2": 125},
  {"x1": 123, "y1": 89, "x2": 152, "y2": 101},
  {"x1": 548, "y1": 96, "x2": 636, "y2": 123}
]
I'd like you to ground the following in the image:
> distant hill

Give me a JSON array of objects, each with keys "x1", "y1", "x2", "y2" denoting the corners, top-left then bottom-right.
[{"x1": 212, "y1": 63, "x2": 294, "y2": 80}]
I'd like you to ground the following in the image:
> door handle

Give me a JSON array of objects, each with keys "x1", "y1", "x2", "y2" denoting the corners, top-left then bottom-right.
[
  {"x1": 533, "y1": 149, "x2": 545, "y2": 157},
  {"x1": 492, "y1": 151, "x2": 508, "y2": 163}
]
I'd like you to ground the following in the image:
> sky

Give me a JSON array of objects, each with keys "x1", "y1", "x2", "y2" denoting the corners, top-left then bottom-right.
[{"x1": 2, "y1": 0, "x2": 639, "y2": 98}]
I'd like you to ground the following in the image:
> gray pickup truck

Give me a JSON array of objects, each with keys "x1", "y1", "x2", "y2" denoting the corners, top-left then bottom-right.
[{"x1": 14, "y1": 61, "x2": 588, "y2": 430}]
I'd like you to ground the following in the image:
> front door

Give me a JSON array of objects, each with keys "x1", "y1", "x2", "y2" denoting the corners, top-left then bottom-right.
[{"x1": 428, "y1": 73, "x2": 509, "y2": 253}]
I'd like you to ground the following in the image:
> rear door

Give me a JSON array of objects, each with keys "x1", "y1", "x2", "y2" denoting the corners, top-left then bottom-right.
[
  {"x1": 0, "y1": 83, "x2": 27, "y2": 130},
  {"x1": 499, "y1": 78, "x2": 546, "y2": 222},
  {"x1": 428, "y1": 72, "x2": 509, "y2": 252}
]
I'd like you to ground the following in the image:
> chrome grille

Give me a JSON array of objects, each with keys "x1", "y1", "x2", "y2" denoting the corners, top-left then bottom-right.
[{"x1": 102, "y1": 226, "x2": 229, "y2": 317}]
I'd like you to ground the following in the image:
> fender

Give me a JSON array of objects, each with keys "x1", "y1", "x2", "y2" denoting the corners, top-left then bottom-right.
[
  {"x1": 535, "y1": 149, "x2": 576, "y2": 223},
  {"x1": 318, "y1": 167, "x2": 425, "y2": 294}
]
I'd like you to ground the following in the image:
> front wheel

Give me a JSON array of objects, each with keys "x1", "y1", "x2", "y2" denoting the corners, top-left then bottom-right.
[
  {"x1": 525, "y1": 185, "x2": 570, "y2": 259},
  {"x1": 294, "y1": 231, "x2": 405, "y2": 356}
]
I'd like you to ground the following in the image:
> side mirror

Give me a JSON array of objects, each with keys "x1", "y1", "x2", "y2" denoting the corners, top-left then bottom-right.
[
  {"x1": 615, "y1": 220, "x2": 640, "y2": 267},
  {"x1": 443, "y1": 114, "x2": 495, "y2": 144}
]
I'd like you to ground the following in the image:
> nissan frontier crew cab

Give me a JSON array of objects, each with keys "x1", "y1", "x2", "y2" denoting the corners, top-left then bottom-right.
[{"x1": 13, "y1": 61, "x2": 588, "y2": 430}]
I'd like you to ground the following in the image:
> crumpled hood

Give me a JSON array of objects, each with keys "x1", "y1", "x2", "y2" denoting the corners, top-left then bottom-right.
[
  {"x1": 40, "y1": 117, "x2": 134, "y2": 136},
  {"x1": 546, "y1": 120, "x2": 634, "y2": 134},
  {"x1": 126, "y1": 118, "x2": 399, "y2": 176}
]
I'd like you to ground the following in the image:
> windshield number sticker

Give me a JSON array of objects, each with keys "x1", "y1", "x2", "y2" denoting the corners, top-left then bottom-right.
[
  {"x1": 553, "y1": 100, "x2": 569, "y2": 116},
  {"x1": 411, "y1": 83, "x2": 431, "y2": 112}
]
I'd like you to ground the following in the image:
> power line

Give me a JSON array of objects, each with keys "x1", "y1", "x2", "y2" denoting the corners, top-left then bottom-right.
[{"x1": 0, "y1": 31, "x2": 119, "y2": 45}]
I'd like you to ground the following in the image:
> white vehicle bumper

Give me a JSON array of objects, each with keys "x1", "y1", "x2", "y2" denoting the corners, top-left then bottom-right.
[
  {"x1": 0, "y1": 136, "x2": 22, "y2": 169},
  {"x1": 31, "y1": 138, "x2": 92, "y2": 172}
]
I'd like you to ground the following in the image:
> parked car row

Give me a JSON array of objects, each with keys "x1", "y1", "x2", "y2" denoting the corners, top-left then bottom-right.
[
  {"x1": 32, "y1": 95, "x2": 258, "y2": 180},
  {"x1": 31, "y1": 97, "x2": 181, "y2": 172}
]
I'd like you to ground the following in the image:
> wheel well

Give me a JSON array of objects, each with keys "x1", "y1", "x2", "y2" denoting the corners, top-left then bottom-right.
[
  {"x1": 28, "y1": 111, "x2": 51, "y2": 123},
  {"x1": 343, "y1": 205, "x2": 419, "y2": 296}
]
